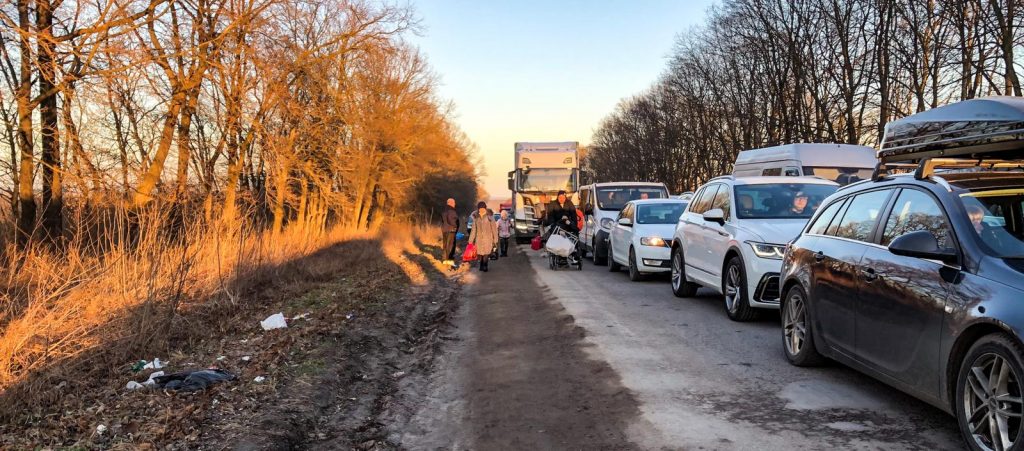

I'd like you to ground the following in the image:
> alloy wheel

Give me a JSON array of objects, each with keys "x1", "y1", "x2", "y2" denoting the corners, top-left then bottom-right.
[
  {"x1": 964, "y1": 353, "x2": 1023, "y2": 451},
  {"x1": 724, "y1": 264, "x2": 741, "y2": 312},
  {"x1": 783, "y1": 292, "x2": 807, "y2": 356},
  {"x1": 671, "y1": 251, "x2": 682, "y2": 291}
]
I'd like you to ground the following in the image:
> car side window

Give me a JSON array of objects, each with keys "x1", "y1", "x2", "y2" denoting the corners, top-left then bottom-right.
[
  {"x1": 710, "y1": 184, "x2": 731, "y2": 220},
  {"x1": 691, "y1": 184, "x2": 720, "y2": 215},
  {"x1": 881, "y1": 189, "x2": 953, "y2": 248},
  {"x1": 687, "y1": 187, "x2": 704, "y2": 213},
  {"x1": 762, "y1": 168, "x2": 781, "y2": 176},
  {"x1": 580, "y1": 188, "x2": 590, "y2": 212},
  {"x1": 807, "y1": 198, "x2": 846, "y2": 235},
  {"x1": 831, "y1": 189, "x2": 893, "y2": 242},
  {"x1": 784, "y1": 167, "x2": 800, "y2": 176}
]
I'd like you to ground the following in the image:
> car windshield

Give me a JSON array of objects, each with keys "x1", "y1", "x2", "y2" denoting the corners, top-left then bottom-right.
[
  {"x1": 959, "y1": 188, "x2": 1024, "y2": 258},
  {"x1": 636, "y1": 202, "x2": 688, "y2": 224},
  {"x1": 519, "y1": 168, "x2": 573, "y2": 192},
  {"x1": 801, "y1": 166, "x2": 874, "y2": 186},
  {"x1": 734, "y1": 183, "x2": 838, "y2": 219},
  {"x1": 597, "y1": 186, "x2": 669, "y2": 210}
]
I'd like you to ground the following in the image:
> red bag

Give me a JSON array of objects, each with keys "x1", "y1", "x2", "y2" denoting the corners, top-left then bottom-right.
[
  {"x1": 462, "y1": 243, "x2": 478, "y2": 262},
  {"x1": 531, "y1": 235, "x2": 542, "y2": 251}
]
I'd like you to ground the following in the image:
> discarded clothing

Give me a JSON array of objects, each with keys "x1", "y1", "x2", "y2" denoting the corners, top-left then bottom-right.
[{"x1": 153, "y1": 369, "x2": 237, "y2": 392}]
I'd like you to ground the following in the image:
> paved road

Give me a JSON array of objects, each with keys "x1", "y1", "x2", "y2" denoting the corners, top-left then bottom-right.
[
  {"x1": 526, "y1": 246, "x2": 962, "y2": 450},
  {"x1": 398, "y1": 244, "x2": 964, "y2": 450}
]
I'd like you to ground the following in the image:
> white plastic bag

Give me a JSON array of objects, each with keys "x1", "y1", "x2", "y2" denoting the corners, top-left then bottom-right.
[
  {"x1": 545, "y1": 234, "x2": 574, "y2": 257},
  {"x1": 260, "y1": 313, "x2": 288, "y2": 330}
]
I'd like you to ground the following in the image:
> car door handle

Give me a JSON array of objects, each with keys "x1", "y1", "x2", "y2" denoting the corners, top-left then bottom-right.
[
  {"x1": 862, "y1": 268, "x2": 880, "y2": 281},
  {"x1": 716, "y1": 230, "x2": 728, "y2": 237},
  {"x1": 813, "y1": 251, "x2": 825, "y2": 262}
]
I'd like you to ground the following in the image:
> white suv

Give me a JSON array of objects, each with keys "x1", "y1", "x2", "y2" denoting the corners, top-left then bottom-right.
[{"x1": 669, "y1": 176, "x2": 838, "y2": 321}]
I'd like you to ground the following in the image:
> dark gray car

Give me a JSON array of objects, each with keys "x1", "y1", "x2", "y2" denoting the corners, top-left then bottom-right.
[{"x1": 778, "y1": 96, "x2": 1024, "y2": 451}]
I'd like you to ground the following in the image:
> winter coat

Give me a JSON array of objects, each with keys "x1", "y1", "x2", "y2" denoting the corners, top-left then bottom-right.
[
  {"x1": 497, "y1": 217, "x2": 512, "y2": 238},
  {"x1": 442, "y1": 205, "x2": 459, "y2": 232},
  {"x1": 469, "y1": 212, "x2": 498, "y2": 255},
  {"x1": 546, "y1": 200, "x2": 577, "y2": 228}
]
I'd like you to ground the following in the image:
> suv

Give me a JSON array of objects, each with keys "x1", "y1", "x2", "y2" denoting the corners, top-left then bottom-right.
[
  {"x1": 669, "y1": 176, "x2": 838, "y2": 321},
  {"x1": 778, "y1": 96, "x2": 1024, "y2": 451}
]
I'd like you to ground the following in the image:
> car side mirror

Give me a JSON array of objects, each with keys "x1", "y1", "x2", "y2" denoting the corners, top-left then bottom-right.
[
  {"x1": 617, "y1": 217, "x2": 633, "y2": 227},
  {"x1": 702, "y1": 208, "x2": 725, "y2": 225},
  {"x1": 584, "y1": 204, "x2": 593, "y2": 215},
  {"x1": 888, "y1": 230, "x2": 958, "y2": 265}
]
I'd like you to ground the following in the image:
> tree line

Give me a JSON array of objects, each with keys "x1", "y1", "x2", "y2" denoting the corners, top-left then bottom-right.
[
  {"x1": 0, "y1": 0, "x2": 479, "y2": 247},
  {"x1": 585, "y1": 0, "x2": 1022, "y2": 193}
]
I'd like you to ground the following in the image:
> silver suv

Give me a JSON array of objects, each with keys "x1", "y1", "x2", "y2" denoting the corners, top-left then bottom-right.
[{"x1": 670, "y1": 176, "x2": 838, "y2": 321}]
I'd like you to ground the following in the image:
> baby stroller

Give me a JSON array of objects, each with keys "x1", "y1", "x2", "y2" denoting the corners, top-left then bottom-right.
[{"x1": 546, "y1": 223, "x2": 583, "y2": 271}]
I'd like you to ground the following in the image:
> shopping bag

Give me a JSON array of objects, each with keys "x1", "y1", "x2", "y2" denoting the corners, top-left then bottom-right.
[
  {"x1": 462, "y1": 243, "x2": 478, "y2": 262},
  {"x1": 531, "y1": 235, "x2": 542, "y2": 251},
  {"x1": 545, "y1": 234, "x2": 574, "y2": 257}
]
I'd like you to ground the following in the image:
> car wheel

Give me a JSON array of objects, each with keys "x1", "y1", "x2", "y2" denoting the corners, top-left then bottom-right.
[
  {"x1": 723, "y1": 256, "x2": 758, "y2": 322},
  {"x1": 955, "y1": 333, "x2": 1024, "y2": 451},
  {"x1": 628, "y1": 247, "x2": 644, "y2": 282},
  {"x1": 593, "y1": 239, "x2": 608, "y2": 266},
  {"x1": 781, "y1": 285, "x2": 825, "y2": 366},
  {"x1": 671, "y1": 248, "x2": 699, "y2": 298},
  {"x1": 608, "y1": 245, "x2": 621, "y2": 272}
]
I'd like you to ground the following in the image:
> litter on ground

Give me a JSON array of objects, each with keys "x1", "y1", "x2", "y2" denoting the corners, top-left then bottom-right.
[
  {"x1": 154, "y1": 369, "x2": 237, "y2": 392},
  {"x1": 260, "y1": 313, "x2": 288, "y2": 330}
]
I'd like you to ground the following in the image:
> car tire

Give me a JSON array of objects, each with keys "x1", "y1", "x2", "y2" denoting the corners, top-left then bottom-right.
[
  {"x1": 671, "y1": 247, "x2": 699, "y2": 298},
  {"x1": 608, "y1": 245, "x2": 621, "y2": 272},
  {"x1": 781, "y1": 285, "x2": 825, "y2": 367},
  {"x1": 628, "y1": 247, "x2": 645, "y2": 282},
  {"x1": 723, "y1": 256, "x2": 758, "y2": 322},
  {"x1": 593, "y1": 239, "x2": 608, "y2": 266},
  {"x1": 955, "y1": 333, "x2": 1024, "y2": 451}
]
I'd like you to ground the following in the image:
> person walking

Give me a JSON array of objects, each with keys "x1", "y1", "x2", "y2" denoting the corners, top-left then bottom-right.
[
  {"x1": 545, "y1": 190, "x2": 578, "y2": 238},
  {"x1": 468, "y1": 201, "x2": 498, "y2": 271},
  {"x1": 441, "y1": 198, "x2": 460, "y2": 267},
  {"x1": 497, "y1": 210, "x2": 512, "y2": 257}
]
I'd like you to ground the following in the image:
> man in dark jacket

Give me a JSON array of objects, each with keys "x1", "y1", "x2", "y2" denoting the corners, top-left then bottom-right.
[{"x1": 441, "y1": 198, "x2": 459, "y2": 266}]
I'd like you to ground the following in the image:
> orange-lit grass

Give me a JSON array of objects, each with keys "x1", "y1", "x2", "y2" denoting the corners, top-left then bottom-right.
[{"x1": 0, "y1": 205, "x2": 442, "y2": 419}]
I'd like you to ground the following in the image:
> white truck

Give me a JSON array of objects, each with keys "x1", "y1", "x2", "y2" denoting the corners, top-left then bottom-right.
[{"x1": 507, "y1": 142, "x2": 581, "y2": 243}]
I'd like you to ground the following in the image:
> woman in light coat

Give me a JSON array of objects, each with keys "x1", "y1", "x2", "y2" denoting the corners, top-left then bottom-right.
[{"x1": 468, "y1": 201, "x2": 498, "y2": 271}]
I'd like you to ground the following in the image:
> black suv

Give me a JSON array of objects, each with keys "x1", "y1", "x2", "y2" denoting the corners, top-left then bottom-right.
[{"x1": 779, "y1": 96, "x2": 1024, "y2": 451}]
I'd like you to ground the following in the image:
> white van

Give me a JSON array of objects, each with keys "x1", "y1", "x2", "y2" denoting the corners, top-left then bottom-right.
[
  {"x1": 732, "y1": 143, "x2": 876, "y2": 186},
  {"x1": 579, "y1": 182, "x2": 670, "y2": 265}
]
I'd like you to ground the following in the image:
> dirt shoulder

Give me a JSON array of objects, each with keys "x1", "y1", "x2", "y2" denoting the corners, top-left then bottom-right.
[
  {"x1": 392, "y1": 245, "x2": 643, "y2": 450},
  {"x1": 1, "y1": 229, "x2": 463, "y2": 450}
]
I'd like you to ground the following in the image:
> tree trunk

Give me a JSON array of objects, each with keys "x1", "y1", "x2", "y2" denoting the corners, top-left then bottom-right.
[
  {"x1": 38, "y1": 0, "x2": 62, "y2": 240},
  {"x1": 16, "y1": 0, "x2": 36, "y2": 246},
  {"x1": 133, "y1": 88, "x2": 186, "y2": 208}
]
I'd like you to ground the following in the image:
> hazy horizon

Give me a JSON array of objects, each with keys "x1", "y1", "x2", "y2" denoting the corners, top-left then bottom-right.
[{"x1": 409, "y1": 0, "x2": 717, "y2": 199}]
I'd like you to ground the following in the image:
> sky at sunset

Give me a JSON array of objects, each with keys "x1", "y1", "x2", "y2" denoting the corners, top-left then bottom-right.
[{"x1": 410, "y1": 0, "x2": 717, "y2": 199}]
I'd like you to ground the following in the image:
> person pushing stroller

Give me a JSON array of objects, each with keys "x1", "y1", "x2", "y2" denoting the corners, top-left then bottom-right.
[{"x1": 544, "y1": 190, "x2": 578, "y2": 239}]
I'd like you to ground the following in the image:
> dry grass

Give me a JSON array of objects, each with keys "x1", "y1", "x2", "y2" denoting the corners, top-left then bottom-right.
[{"x1": 0, "y1": 205, "x2": 442, "y2": 421}]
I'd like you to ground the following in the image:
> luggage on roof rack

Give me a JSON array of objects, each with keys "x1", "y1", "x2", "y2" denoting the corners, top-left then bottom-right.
[{"x1": 874, "y1": 96, "x2": 1024, "y2": 180}]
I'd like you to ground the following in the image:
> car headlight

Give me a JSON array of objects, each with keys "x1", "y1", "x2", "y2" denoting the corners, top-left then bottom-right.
[
  {"x1": 747, "y1": 241, "x2": 786, "y2": 259},
  {"x1": 599, "y1": 218, "x2": 614, "y2": 230},
  {"x1": 640, "y1": 236, "x2": 668, "y2": 247}
]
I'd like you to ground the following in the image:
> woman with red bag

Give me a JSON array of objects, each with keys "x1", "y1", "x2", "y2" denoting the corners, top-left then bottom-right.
[{"x1": 467, "y1": 201, "x2": 498, "y2": 272}]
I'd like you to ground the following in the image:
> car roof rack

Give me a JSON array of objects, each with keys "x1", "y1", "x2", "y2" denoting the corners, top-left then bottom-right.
[{"x1": 874, "y1": 96, "x2": 1024, "y2": 181}]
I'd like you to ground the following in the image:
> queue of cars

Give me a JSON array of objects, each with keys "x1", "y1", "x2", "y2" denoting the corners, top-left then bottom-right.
[{"x1": 584, "y1": 96, "x2": 1024, "y2": 450}]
